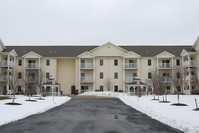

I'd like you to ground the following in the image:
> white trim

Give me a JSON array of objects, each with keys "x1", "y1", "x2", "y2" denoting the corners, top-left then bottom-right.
[
  {"x1": 22, "y1": 51, "x2": 42, "y2": 58},
  {"x1": 77, "y1": 51, "x2": 96, "y2": 58},
  {"x1": 192, "y1": 36, "x2": 199, "y2": 49},
  {"x1": 89, "y1": 42, "x2": 128, "y2": 53},
  {"x1": 122, "y1": 51, "x2": 141, "y2": 57},
  {"x1": 155, "y1": 51, "x2": 175, "y2": 57}
]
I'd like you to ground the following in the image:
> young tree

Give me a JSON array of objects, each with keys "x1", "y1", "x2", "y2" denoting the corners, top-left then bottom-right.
[
  {"x1": 8, "y1": 70, "x2": 21, "y2": 104},
  {"x1": 104, "y1": 78, "x2": 113, "y2": 91},
  {"x1": 171, "y1": 67, "x2": 186, "y2": 104},
  {"x1": 25, "y1": 72, "x2": 37, "y2": 101},
  {"x1": 36, "y1": 69, "x2": 46, "y2": 99}
]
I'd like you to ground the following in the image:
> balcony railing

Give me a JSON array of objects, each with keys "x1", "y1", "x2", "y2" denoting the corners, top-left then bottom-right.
[
  {"x1": 124, "y1": 63, "x2": 138, "y2": 69},
  {"x1": 25, "y1": 63, "x2": 40, "y2": 69},
  {"x1": 0, "y1": 60, "x2": 15, "y2": 67},
  {"x1": 183, "y1": 60, "x2": 197, "y2": 67},
  {"x1": 25, "y1": 77, "x2": 37, "y2": 83},
  {"x1": 0, "y1": 75, "x2": 12, "y2": 82},
  {"x1": 185, "y1": 75, "x2": 195, "y2": 81},
  {"x1": 80, "y1": 63, "x2": 94, "y2": 69},
  {"x1": 125, "y1": 77, "x2": 136, "y2": 83},
  {"x1": 80, "y1": 77, "x2": 94, "y2": 83},
  {"x1": 161, "y1": 76, "x2": 172, "y2": 83},
  {"x1": 158, "y1": 63, "x2": 172, "y2": 69}
]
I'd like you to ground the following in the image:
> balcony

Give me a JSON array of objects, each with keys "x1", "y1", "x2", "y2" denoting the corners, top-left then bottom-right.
[
  {"x1": 185, "y1": 75, "x2": 195, "y2": 81},
  {"x1": 161, "y1": 76, "x2": 172, "y2": 83},
  {"x1": 25, "y1": 63, "x2": 40, "y2": 69},
  {"x1": 158, "y1": 63, "x2": 172, "y2": 69},
  {"x1": 80, "y1": 63, "x2": 94, "y2": 69},
  {"x1": 124, "y1": 63, "x2": 138, "y2": 69},
  {"x1": 125, "y1": 77, "x2": 135, "y2": 83},
  {"x1": 0, "y1": 75, "x2": 12, "y2": 82},
  {"x1": 183, "y1": 60, "x2": 197, "y2": 68},
  {"x1": 0, "y1": 60, "x2": 15, "y2": 68},
  {"x1": 25, "y1": 77, "x2": 37, "y2": 83},
  {"x1": 80, "y1": 77, "x2": 94, "y2": 83}
]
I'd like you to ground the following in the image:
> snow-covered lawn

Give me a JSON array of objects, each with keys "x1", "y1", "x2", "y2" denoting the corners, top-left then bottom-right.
[
  {"x1": 80, "y1": 92, "x2": 199, "y2": 133},
  {"x1": 0, "y1": 95, "x2": 71, "y2": 126}
]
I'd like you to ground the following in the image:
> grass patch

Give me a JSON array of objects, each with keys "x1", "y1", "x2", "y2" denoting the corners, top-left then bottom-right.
[{"x1": 0, "y1": 96, "x2": 11, "y2": 101}]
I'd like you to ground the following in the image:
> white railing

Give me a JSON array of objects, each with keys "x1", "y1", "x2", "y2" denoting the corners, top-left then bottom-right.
[
  {"x1": 183, "y1": 90, "x2": 190, "y2": 95},
  {"x1": 80, "y1": 63, "x2": 94, "y2": 69},
  {"x1": 0, "y1": 60, "x2": 15, "y2": 67},
  {"x1": 185, "y1": 75, "x2": 195, "y2": 81},
  {"x1": 0, "y1": 75, "x2": 13, "y2": 82},
  {"x1": 158, "y1": 63, "x2": 172, "y2": 69},
  {"x1": 25, "y1": 77, "x2": 37, "y2": 83},
  {"x1": 161, "y1": 76, "x2": 172, "y2": 82},
  {"x1": 80, "y1": 77, "x2": 94, "y2": 83},
  {"x1": 124, "y1": 63, "x2": 138, "y2": 69},
  {"x1": 25, "y1": 63, "x2": 40, "y2": 69},
  {"x1": 183, "y1": 60, "x2": 197, "y2": 67},
  {"x1": 125, "y1": 77, "x2": 135, "y2": 82}
]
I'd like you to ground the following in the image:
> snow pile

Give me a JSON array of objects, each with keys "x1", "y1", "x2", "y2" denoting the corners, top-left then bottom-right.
[
  {"x1": 79, "y1": 91, "x2": 126, "y2": 97},
  {"x1": 0, "y1": 95, "x2": 71, "y2": 126},
  {"x1": 80, "y1": 92, "x2": 199, "y2": 133}
]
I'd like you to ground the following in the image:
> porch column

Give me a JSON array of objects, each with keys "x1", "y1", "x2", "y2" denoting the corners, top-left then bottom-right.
[
  {"x1": 134, "y1": 86, "x2": 135, "y2": 96},
  {"x1": 93, "y1": 57, "x2": 95, "y2": 92},
  {"x1": 24, "y1": 57, "x2": 26, "y2": 94},
  {"x1": 58, "y1": 86, "x2": 60, "y2": 96},
  {"x1": 171, "y1": 57, "x2": 174, "y2": 94},
  {"x1": 7, "y1": 54, "x2": 10, "y2": 93},
  {"x1": 156, "y1": 57, "x2": 159, "y2": 74},
  {"x1": 123, "y1": 57, "x2": 125, "y2": 93},
  {"x1": 182, "y1": 56, "x2": 184, "y2": 94},
  {"x1": 138, "y1": 57, "x2": 140, "y2": 78},
  {"x1": 79, "y1": 57, "x2": 81, "y2": 93},
  {"x1": 188, "y1": 67, "x2": 191, "y2": 95}
]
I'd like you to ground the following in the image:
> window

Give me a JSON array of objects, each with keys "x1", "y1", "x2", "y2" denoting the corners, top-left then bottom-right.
[
  {"x1": 100, "y1": 86, "x2": 103, "y2": 91},
  {"x1": 114, "y1": 59, "x2": 118, "y2": 66},
  {"x1": 114, "y1": 86, "x2": 118, "y2": 92},
  {"x1": 100, "y1": 72, "x2": 103, "y2": 79},
  {"x1": 100, "y1": 59, "x2": 103, "y2": 66},
  {"x1": 18, "y1": 86, "x2": 22, "y2": 92},
  {"x1": 46, "y1": 60, "x2": 50, "y2": 66},
  {"x1": 176, "y1": 59, "x2": 180, "y2": 66},
  {"x1": 148, "y1": 72, "x2": 152, "y2": 79},
  {"x1": 148, "y1": 59, "x2": 151, "y2": 66},
  {"x1": 46, "y1": 72, "x2": 50, "y2": 79},
  {"x1": 18, "y1": 60, "x2": 22, "y2": 66},
  {"x1": 177, "y1": 86, "x2": 181, "y2": 92},
  {"x1": 114, "y1": 72, "x2": 118, "y2": 79},
  {"x1": 18, "y1": 72, "x2": 22, "y2": 79},
  {"x1": 177, "y1": 72, "x2": 180, "y2": 79}
]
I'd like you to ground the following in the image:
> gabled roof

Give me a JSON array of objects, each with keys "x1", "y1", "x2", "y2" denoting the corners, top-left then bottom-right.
[
  {"x1": 180, "y1": 49, "x2": 196, "y2": 56},
  {"x1": 3, "y1": 45, "x2": 194, "y2": 57},
  {"x1": 156, "y1": 51, "x2": 175, "y2": 57},
  {"x1": 0, "y1": 38, "x2": 6, "y2": 50},
  {"x1": 122, "y1": 51, "x2": 141, "y2": 57},
  {"x1": 22, "y1": 51, "x2": 42, "y2": 58},
  {"x1": 89, "y1": 42, "x2": 128, "y2": 53},
  {"x1": 77, "y1": 51, "x2": 96, "y2": 57}
]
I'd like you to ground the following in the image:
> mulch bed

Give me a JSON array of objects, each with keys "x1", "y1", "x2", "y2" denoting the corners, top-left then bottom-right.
[
  {"x1": 5, "y1": 102, "x2": 22, "y2": 105},
  {"x1": 159, "y1": 101, "x2": 170, "y2": 103},
  {"x1": 193, "y1": 108, "x2": 199, "y2": 111},
  {"x1": 35, "y1": 98, "x2": 45, "y2": 100},
  {"x1": 151, "y1": 99, "x2": 159, "y2": 101},
  {"x1": 25, "y1": 100, "x2": 37, "y2": 102},
  {"x1": 171, "y1": 103, "x2": 188, "y2": 106}
]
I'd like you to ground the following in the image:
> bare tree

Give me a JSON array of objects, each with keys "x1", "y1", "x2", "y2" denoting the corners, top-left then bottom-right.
[
  {"x1": 8, "y1": 70, "x2": 21, "y2": 104},
  {"x1": 171, "y1": 67, "x2": 186, "y2": 104},
  {"x1": 104, "y1": 78, "x2": 113, "y2": 91},
  {"x1": 25, "y1": 72, "x2": 37, "y2": 101},
  {"x1": 36, "y1": 69, "x2": 46, "y2": 99},
  {"x1": 190, "y1": 68, "x2": 199, "y2": 94}
]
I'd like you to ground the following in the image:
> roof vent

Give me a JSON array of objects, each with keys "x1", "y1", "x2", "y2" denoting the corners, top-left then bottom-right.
[
  {"x1": 173, "y1": 51, "x2": 175, "y2": 53},
  {"x1": 146, "y1": 50, "x2": 148, "y2": 53},
  {"x1": 50, "y1": 51, "x2": 52, "y2": 53},
  {"x1": 55, "y1": 51, "x2": 56, "y2": 53},
  {"x1": 107, "y1": 45, "x2": 110, "y2": 48}
]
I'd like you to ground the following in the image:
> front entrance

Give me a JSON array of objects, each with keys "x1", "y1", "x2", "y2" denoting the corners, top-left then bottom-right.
[
  {"x1": 71, "y1": 85, "x2": 76, "y2": 94},
  {"x1": 81, "y1": 86, "x2": 88, "y2": 93}
]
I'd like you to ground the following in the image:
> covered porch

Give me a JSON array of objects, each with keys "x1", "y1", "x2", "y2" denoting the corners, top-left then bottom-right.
[
  {"x1": 126, "y1": 78, "x2": 146, "y2": 96},
  {"x1": 42, "y1": 81, "x2": 61, "y2": 96}
]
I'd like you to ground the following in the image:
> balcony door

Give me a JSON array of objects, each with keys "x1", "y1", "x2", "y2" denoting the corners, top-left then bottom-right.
[
  {"x1": 129, "y1": 73, "x2": 137, "y2": 81},
  {"x1": 162, "y1": 73, "x2": 170, "y2": 77},
  {"x1": 81, "y1": 60, "x2": 89, "y2": 67},
  {"x1": 28, "y1": 60, "x2": 36, "y2": 68},
  {"x1": 81, "y1": 73, "x2": 88, "y2": 81},
  {"x1": 28, "y1": 73, "x2": 36, "y2": 81},
  {"x1": 129, "y1": 60, "x2": 136, "y2": 67}
]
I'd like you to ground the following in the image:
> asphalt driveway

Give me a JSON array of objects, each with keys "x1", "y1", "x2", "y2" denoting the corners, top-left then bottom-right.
[{"x1": 0, "y1": 97, "x2": 183, "y2": 133}]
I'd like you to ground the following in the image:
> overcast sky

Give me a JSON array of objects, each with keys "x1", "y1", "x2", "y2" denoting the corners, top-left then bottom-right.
[{"x1": 0, "y1": 0, "x2": 199, "y2": 46}]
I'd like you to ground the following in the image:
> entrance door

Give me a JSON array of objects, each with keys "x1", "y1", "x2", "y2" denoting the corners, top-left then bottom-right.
[
  {"x1": 114, "y1": 86, "x2": 118, "y2": 92},
  {"x1": 71, "y1": 85, "x2": 76, "y2": 94},
  {"x1": 81, "y1": 86, "x2": 88, "y2": 93}
]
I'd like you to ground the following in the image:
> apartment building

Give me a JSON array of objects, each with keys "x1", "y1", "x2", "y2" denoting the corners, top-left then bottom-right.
[{"x1": 0, "y1": 37, "x2": 199, "y2": 95}]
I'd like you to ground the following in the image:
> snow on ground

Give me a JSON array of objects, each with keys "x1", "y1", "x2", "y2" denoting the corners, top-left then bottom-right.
[
  {"x1": 80, "y1": 92, "x2": 199, "y2": 133},
  {"x1": 0, "y1": 95, "x2": 71, "y2": 126}
]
